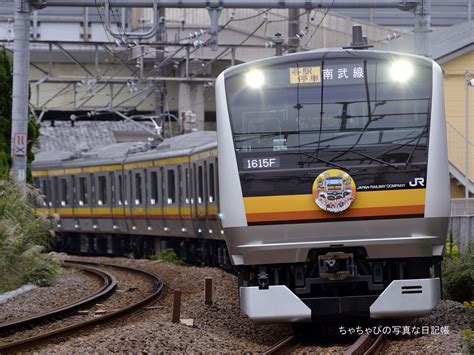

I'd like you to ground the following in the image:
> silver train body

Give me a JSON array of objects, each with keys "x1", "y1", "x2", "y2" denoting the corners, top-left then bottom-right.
[
  {"x1": 32, "y1": 132, "x2": 228, "y2": 263},
  {"x1": 216, "y1": 49, "x2": 450, "y2": 322}
]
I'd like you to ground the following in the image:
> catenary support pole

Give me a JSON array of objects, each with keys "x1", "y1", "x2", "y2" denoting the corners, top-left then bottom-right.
[
  {"x1": 288, "y1": 8, "x2": 300, "y2": 53},
  {"x1": 414, "y1": 0, "x2": 431, "y2": 57},
  {"x1": 10, "y1": 0, "x2": 31, "y2": 184}
]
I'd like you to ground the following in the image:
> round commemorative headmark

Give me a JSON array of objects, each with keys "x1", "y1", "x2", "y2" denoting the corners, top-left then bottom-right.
[{"x1": 312, "y1": 169, "x2": 356, "y2": 213}]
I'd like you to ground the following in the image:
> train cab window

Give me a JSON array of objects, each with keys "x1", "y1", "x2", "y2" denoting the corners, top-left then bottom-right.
[
  {"x1": 167, "y1": 169, "x2": 176, "y2": 204},
  {"x1": 198, "y1": 166, "x2": 204, "y2": 204},
  {"x1": 98, "y1": 176, "x2": 107, "y2": 205},
  {"x1": 135, "y1": 173, "x2": 143, "y2": 205},
  {"x1": 208, "y1": 163, "x2": 215, "y2": 203},
  {"x1": 150, "y1": 171, "x2": 158, "y2": 205},
  {"x1": 60, "y1": 178, "x2": 69, "y2": 206},
  {"x1": 79, "y1": 177, "x2": 88, "y2": 206}
]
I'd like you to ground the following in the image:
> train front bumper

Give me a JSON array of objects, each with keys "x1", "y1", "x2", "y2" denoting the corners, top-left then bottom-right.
[{"x1": 240, "y1": 278, "x2": 440, "y2": 323}]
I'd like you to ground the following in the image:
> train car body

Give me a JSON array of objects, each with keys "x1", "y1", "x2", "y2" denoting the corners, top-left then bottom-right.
[
  {"x1": 216, "y1": 49, "x2": 450, "y2": 322},
  {"x1": 32, "y1": 131, "x2": 228, "y2": 264}
]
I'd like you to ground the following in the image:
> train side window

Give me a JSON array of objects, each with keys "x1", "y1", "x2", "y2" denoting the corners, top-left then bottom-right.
[
  {"x1": 33, "y1": 177, "x2": 40, "y2": 189},
  {"x1": 110, "y1": 172, "x2": 115, "y2": 205},
  {"x1": 178, "y1": 166, "x2": 183, "y2": 204},
  {"x1": 135, "y1": 173, "x2": 143, "y2": 205},
  {"x1": 60, "y1": 178, "x2": 69, "y2": 206},
  {"x1": 124, "y1": 173, "x2": 129, "y2": 206},
  {"x1": 209, "y1": 163, "x2": 215, "y2": 203},
  {"x1": 167, "y1": 169, "x2": 176, "y2": 204},
  {"x1": 79, "y1": 177, "x2": 88, "y2": 206},
  {"x1": 117, "y1": 174, "x2": 123, "y2": 205},
  {"x1": 98, "y1": 175, "x2": 107, "y2": 205},
  {"x1": 150, "y1": 171, "x2": 158, "y2": 204},
  {"x1": 48, "y1": 179, "x2": 53, "y2": 206},
  {"x1": 52, "y1": 176, "x2": 59, "y2": 207},
  {"x1": 41, "y1": 179, "x2": 48, "y2": 206},
  {"x1": 185, "y1": 168, "x2": 190, "y2": 204},
  {"x1": 198, "y1": 165, "x2": 203, "y2": 204}
]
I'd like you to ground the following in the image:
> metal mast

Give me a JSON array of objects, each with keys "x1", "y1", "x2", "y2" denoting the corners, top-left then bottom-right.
[{"x1": 10, "y1": 0, "x2": 31, "y2": 184}]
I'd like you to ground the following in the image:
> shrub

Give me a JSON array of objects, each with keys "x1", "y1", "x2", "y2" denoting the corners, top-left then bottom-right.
[
  {"x1": 149, "y1": 248, "x2": 187, "y2": 266},
  {"x1": 442, "y1": 244, "x2": 474, "y2": 302},
  {"x1": 0, "y1": 179, "x2": 60, "y2": 293}
]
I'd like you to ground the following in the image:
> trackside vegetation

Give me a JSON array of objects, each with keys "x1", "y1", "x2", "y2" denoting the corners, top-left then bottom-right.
[
  {"x1": 0, "y1": 179, "x2": 60, "y2": 293},
  {"x1": 0, "y1": 49, "x2": 59, "y2": 294}
]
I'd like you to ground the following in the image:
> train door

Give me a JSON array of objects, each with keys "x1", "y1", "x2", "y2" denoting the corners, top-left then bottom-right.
[
  {"x1": 207, "y1": 159, "x2": 218, "y2": 236},
  {"x1": 177, "y1": 165, "x2": 185, "y2": 233},
  {"x1": 52, "y1": 175, "x2": 59, "y2": 214},
  {"x1": 164, "y1": 165, "x2": 178, "y2": 234},
  {"x1": 196, "y1": 161, "x2": 207, "y2": 236},
  {"x1": 147, "y1": 168, "x2": 162, "y2": 231},
  {"x1": 59, "y1": 176, "x2": 71, "y2": 229},
  {"x1": 132, "y1": 169, "x2": 145, "y2": 232}
]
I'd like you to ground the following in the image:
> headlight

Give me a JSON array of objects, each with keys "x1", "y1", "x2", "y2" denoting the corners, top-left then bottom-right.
[
  {"x1": 390, "y1": 60, "x2": 414, "y2": 83},
  {"x1": 245, "y1": 69, "x2": 264, "y2": 89}
]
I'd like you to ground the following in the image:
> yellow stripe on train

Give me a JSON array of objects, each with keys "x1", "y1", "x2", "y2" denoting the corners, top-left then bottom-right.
[{"x1": 243, "y1": 188, "x2": 426, "y2": 214}]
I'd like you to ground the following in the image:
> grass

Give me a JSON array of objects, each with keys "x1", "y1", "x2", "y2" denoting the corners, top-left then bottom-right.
[{"x1": 0, "y1": 178, "x2": 60, "y2": 293}]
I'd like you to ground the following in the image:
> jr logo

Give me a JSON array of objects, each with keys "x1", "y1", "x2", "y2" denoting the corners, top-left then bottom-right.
[{"x1": 409, "y1": 177, "x2": 425, "y2": 187}]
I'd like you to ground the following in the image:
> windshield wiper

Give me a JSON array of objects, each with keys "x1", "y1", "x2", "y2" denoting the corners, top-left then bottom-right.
[
  {"x1": 294, "y1": 152, "x2": 349, "y2": 170},
  {"x1": 349, "y1": 150, "x2": 399, "y2": 169}
]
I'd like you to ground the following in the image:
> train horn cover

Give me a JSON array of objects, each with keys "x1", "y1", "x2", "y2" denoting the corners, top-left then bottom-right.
[{"x1": 312, "y1": 169, "x2": 356, "y2": 213}]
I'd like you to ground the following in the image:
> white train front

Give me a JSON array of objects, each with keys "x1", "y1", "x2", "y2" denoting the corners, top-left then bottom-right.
[{"x1": 216, "y1": 49, "x2": 450, "y2": 323}]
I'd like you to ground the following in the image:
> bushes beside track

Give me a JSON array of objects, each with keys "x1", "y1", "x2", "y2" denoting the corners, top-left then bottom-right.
[
  {"x1": 442, "y1": 242, "x2": 473, "y2": 303},
  {"x1": 0, "y1": 179, "x2": 59, "y2": 293}
]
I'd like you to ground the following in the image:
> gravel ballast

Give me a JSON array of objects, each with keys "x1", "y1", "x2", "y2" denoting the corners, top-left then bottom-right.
[
  {"x1": 4, "y1": 256, "x2": 471, "y2": 353},
  {"x1": 0, "y1": 267, "x2": 101, "y2": 323}
]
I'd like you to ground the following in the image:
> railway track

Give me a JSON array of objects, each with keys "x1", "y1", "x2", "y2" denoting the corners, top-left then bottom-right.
[
  {"x1": 0, "y1": 260, "x2": 164, "y2": 353},
  {"x1": 343, "y1": 333, "x2": 385, "y2": 355},
  {"x1": 263, "y1": 331, "x2": 385, "y2": 354}
]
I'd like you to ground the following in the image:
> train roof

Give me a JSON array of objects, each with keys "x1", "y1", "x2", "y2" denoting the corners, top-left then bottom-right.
[
  {"x1": 32, "y1": 131, "x2": 217, "y2": 171},
  {"x1": 219, "y1": 48, "x2": 435, "y2": 79}
]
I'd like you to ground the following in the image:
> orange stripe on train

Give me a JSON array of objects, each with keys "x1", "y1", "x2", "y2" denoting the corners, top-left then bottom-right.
[{"x1": 246, "y1": 205, "x2": 425, "y2": 223}]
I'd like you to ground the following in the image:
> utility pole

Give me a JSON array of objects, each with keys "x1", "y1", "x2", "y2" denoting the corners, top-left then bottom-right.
[
  {"x1": 414, "y1": 0, "x2": 431, "y2": 57},
  {"x1": 465, "y1": 69, "x2": 473, "y2": 199},
  {"x1": 288, "y1": 8, "x2": 300, "y2": 53},
  {"x1": 10, "y1": 0, "x2": 31, "y2": 184}
]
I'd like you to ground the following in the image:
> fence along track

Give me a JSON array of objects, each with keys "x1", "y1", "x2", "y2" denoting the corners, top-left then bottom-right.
[{"x1": 0, "y1": 260, "x2": 164, "y2": 353}]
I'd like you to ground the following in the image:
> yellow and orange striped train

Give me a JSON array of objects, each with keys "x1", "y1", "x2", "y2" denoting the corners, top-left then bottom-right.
[
  {"x1": 216, "y1": 49, "x2": 451, "y2": 322},
  {"x1": 32, "y1": 131, "x2": 228, "y2": 265}
]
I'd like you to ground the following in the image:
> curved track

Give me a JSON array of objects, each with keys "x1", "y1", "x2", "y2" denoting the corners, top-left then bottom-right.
[
  {"x1": 343, "y1": 333, "x2": 385, "y2": 355},
  {"x1": 0, "y1": 261, "x2": 117, "y2": 335},
  {"x1": 263, "y1": 331, "x2": 385, "y2": 354},
  {"x1": 0, "y1": 260, "x2": 164, "y2": 353}
]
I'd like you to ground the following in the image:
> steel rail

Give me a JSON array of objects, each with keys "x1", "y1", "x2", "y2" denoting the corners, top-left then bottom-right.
[
  {"x1": 0, "y1": 261, "x2": 117, "y2": 335},
  {"x1": 0, "y1": 260, "x2": 164, "y2": 353},
  {"x1": 263, "y1": 334, "x2": 296, "y2": 355},
  {"x1": 343, "y1": 333, "x2": 385, "y2": 355}
]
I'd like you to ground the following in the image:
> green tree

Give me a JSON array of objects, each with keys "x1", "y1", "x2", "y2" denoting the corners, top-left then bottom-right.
[{"x1": 0, "y1": 48, "x2": 40, "y2": 181}]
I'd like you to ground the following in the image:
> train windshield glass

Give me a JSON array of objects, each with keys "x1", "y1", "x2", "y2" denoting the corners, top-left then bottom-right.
[{"x1": 225, "y1": 57, "x2": 432, "y2": 167}]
